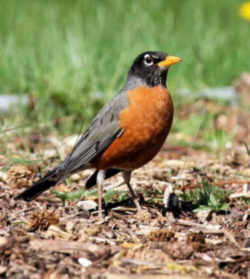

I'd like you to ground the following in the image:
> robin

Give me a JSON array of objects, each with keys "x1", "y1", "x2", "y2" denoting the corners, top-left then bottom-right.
[{"x1": 16, "y1": 51, "x2": 181, "y2": 217}]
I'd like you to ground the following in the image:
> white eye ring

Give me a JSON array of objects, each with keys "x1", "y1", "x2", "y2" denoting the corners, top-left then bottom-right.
[{"x1": 144, "y1": 54, "x2": 154, "y2": 66}]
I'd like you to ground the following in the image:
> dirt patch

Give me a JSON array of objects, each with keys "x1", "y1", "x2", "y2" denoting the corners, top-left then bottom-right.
[{"x1": 0, "y1": 102, "x2": 249, "y2": 278}]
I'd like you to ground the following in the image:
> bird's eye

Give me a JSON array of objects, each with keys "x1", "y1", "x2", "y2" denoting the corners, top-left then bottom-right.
[{"x1": 144, "y1": 54, "x2": 154, "y2": 66}]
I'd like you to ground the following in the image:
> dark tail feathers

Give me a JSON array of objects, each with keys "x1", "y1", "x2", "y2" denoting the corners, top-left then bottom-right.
[
  {"x1": 16, "y1": 167, "x2": 120, "y2": 201},
  {"x1": 15, "y1": 168, "x2": 63, "y2": 201}
]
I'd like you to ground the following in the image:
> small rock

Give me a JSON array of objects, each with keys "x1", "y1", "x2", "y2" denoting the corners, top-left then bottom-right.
[
  {"x1": 78, "y1": 257, "x2": 92, "y2": 267},
  {"x1": 71, "y1": 173, "x2": 81, "y2": 182},
  {"x1": 196, "y1": 210, "x2": 212, "y2": 222},
  {"x1": 43, "y1": 149, "x2": 57, "y2": 159},
  {"x1": 0, "y1": 237, "x2": 8, "y2": 249},
  {"x1": 0, "y1": 266, "x2": 7, "y2": 275},
  {"x1": 0, "y1": 172, "x2": 7, "y2": 182},
  {"x1": 77, "y1": 200, "x2": 97, "y2": 211},
  {"x1": 45, "y1": 225, "x2": 72, "y2": 240}
]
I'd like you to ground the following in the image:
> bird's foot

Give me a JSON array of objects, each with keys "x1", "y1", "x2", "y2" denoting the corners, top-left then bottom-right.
[
  {"x1": 132, "y1": 192, "x2": 144, "y2": 210},
  {"x1": 132, "y1": 193, "x2": 149, "y2": 219}
]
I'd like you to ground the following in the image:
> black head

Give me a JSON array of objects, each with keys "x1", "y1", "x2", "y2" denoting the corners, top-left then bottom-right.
[{"x1": 128, "y1": 51, "x2": 181, "y2": 87}]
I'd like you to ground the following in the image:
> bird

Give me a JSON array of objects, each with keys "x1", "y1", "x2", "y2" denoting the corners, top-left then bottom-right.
[{"x1": 16, "y1": 51, "x2": 181, "y2": 217}]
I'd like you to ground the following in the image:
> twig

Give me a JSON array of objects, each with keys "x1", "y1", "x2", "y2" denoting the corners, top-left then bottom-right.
[
  {"x1": 229, "y1": 192, "x2": 250, "y2": 199},
  {"x1": 176, "y1": 219, "x2": 221, "y2": 232},
  {"x1": 221, "y1": 228, "x2": 241, "y2": 248},
  {"x1": 215, "y1": 180, "x2": 250, "y2": 187}
]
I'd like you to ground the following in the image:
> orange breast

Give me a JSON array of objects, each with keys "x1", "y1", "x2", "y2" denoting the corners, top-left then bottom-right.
[{"x1": 93, "y1": 85, "x2": 174, "y2": 170}]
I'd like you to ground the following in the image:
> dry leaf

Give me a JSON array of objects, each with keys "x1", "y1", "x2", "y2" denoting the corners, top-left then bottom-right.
[
  {"x1": 147, "y1": 229, "x2": 175, "y2": 242},
  {"x1": 6, "y1": 164, "x2": 34, "y2": 188},
  {"x1": 28, "y1": 210, "x2": 59, "y2": 231}
]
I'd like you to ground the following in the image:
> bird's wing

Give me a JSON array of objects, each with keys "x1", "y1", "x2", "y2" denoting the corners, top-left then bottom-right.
[{"x1": 61, "y1": 91, "x2": 128, "y2": 175}]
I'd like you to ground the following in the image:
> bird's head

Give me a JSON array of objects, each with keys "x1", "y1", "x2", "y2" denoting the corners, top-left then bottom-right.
[{"x1": 128, "y1": 51, "x2": 181, "y2": 87}]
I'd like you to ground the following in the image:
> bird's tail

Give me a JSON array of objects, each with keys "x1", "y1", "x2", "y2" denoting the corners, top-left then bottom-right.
[
  {"x1": 16, "y1": 164, "x2": 120, "y2": 200},
  {"x1": 15, "y1": 167, "x2": 65, "y2": 201}
]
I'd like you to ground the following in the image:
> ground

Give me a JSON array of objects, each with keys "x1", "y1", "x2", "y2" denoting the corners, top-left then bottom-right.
[{"x1": 0, "y1": 98, "x2": 249, "y2": 279}]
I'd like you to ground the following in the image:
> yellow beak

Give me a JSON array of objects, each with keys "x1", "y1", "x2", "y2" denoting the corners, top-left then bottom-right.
[{"x1": 157, "y1": 56, "x2": 182, "y2": 68}]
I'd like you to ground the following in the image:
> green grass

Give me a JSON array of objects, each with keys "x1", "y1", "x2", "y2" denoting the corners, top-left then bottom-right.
[
  {"x1": 54, "y1": 188, "x2": 128, "y2": 205},
  {"x1": 55, "y1": 179, "x2": 232, "y2": 212},
  {"x1": 53, "y1": 188, "x2": 98, "y2": 204},
  {"x1": 181, "y1": 180, "x2": 231, "y2": 212},
  {"x1": 0, "y1": 0, "x2": 249, "y2": 133},
  {"x1": 172, "y1": 108, "x2": 234, "y2": 152}
]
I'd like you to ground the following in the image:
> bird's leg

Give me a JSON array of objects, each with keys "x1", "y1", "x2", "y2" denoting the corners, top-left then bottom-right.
[
  {"x1": 97, "y1": 170, "x2": 105, "y2": 219},
  {"x1": 122, "y1": 171, "x2": 142, "y2": 212}
]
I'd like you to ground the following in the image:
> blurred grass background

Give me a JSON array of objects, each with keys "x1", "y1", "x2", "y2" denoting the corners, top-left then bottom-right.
[{"x1": 0, "y1": 0, "x2": 249, "y2": 135}]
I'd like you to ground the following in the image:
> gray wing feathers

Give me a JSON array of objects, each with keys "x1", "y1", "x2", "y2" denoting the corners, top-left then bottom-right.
[{"x1": 61, "y1": 91, "x2": 128, "y2": 175}]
